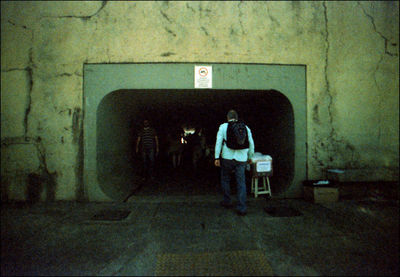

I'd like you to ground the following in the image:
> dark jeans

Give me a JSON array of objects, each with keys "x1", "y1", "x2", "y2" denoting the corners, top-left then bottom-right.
[
  {"x1": 220, "y1": 158, "x2": 247, "y2": 213},
  {"x1": 141, "y1": 148, "x2": 155, "y2": 178}
]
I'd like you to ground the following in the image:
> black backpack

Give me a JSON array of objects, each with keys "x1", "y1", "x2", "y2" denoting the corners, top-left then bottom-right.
[{"x1": 225, "y1": 120, "x2": 249, "y2": 150}]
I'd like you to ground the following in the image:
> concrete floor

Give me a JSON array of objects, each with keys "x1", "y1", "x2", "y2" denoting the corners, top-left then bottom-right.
[{"x1": 2, "y1": 187, "x2": 399, "y2": 276}]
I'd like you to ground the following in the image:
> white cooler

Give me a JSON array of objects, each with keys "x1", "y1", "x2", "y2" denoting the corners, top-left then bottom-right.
[{"x1": 250, "y1": 153, "x2": 273, "y2": 198}]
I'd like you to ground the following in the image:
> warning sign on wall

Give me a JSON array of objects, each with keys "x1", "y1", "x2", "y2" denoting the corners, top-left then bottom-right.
[{"x1": 194, "y1": 65, "x2": 212, "y2": 88}]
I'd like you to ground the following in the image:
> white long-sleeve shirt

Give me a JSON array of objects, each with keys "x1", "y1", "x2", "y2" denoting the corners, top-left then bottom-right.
[{"x1": 214, "y1": 121, "x2": 255, "y2": 162}]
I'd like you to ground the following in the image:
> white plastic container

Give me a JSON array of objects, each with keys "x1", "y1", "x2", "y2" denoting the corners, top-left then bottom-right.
[{"x1": 250, "y1": 153, "x2": 273, "y2": 177}]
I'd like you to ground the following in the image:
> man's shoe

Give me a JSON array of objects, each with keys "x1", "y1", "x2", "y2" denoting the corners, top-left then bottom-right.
[
  {"x1": 220, "y1": 201, "x2": 233, "y2": 209},
  {"x1": 236, "y1": 210, "x2": 247, "y2": 216}
]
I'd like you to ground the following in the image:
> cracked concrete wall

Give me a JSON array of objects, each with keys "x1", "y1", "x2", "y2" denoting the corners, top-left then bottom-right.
[
  {"x1": 313, "y1": 1, "x2": 399, "y2": 181},
  {"x1": 1, "y1": 1, "x2": 398, "y2": 201}
]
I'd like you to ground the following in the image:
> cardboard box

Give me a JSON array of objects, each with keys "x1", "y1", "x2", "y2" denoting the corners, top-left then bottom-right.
[{"x1": 303, "y1": 181, "x2": 339, "y2": 203}]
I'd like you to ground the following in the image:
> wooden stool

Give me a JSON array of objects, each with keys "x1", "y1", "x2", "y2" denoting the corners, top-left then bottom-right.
[{"x1": 251, "y1": 175, "x2": 272, "y2": 198}]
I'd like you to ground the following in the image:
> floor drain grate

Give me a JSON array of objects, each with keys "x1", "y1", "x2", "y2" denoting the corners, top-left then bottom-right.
[
  {"x1": 155, "y1": 250, "x2": 273, "y2": 276},
  {"x1": 264, "y1": 206, "x2": 302, "y2": 217},
  {"x1": 91, "y1": 209, "x2": 131, "y2": 221}
]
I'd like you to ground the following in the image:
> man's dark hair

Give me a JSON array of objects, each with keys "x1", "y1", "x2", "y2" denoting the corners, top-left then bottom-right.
[
  {"x1": 227, "y1": 110, "x2": 238, "y2": 121},
  {"x1": 143, "y1": 119, "x2": 150, "y2": 127}
]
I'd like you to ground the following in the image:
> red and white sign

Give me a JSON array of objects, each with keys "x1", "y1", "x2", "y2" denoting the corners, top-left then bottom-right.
[{"x1": 195, "y1": 65, "x2": 212, "y2": 88}]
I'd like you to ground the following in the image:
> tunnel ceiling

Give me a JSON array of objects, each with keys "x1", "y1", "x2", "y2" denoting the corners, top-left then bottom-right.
[{"x1": 110, "y1": 89, "x2": 292, "y2": 137}]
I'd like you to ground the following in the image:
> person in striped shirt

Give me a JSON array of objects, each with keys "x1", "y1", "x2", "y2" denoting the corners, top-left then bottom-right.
[{"x1": 136, "y1": 119, "x2": 159, "y2": 180}]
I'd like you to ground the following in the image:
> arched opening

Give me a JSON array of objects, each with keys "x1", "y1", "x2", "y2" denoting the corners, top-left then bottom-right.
[{"x1": 96, "y1": 89, "x2": 294, "y2": 200}]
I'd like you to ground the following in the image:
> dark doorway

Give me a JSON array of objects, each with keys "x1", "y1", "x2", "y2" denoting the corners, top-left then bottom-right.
[{"x1": 97, "y1": 89, "x2": 294, "y2": 200}]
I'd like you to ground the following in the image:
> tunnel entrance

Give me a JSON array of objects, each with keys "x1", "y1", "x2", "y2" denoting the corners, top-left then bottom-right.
[
  {"x1": 84, "y1": 63, "x2": 306, "y2": 201},
  {"x1": 97, "y1": 89, "x2": 294, "y2": 200}
]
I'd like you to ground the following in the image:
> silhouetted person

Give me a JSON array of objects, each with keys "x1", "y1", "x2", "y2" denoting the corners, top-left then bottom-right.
[
  {"x1": 214, "y1": 110, "x2": 255, "y2": 216},
  {"x1": 167, "y1": 129, "x2": 184, "y2": 169},
  {"x1": 136, "y1": 119, "x2": 159, "y2": 181},
  {"x1": 191, "y1": 128, "x2": 207, "y2": 170}
]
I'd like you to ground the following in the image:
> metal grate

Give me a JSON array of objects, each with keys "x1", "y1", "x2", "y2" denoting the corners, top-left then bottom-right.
[
  {"x1": 264, "y1": 206, "x2": 302, "y2": 217},
  {"x1": 155, "y1": 250, "x2": 273, "y2": 276},
  {"x1": 91, "y1": 209, "x2": 131, "y2": 221}
]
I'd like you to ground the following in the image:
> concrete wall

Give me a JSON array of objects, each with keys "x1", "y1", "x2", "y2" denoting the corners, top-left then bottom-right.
[{"x1": 1, "y1": 1, "x2": 399, "y2": 201}]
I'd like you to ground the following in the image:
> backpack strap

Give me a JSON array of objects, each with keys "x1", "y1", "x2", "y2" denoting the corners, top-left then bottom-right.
[{"x1": 222, "y1": 121, "x2": 232, "y2": 146}]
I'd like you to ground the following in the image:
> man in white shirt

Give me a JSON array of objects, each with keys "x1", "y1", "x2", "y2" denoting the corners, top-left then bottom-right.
[{"x1": 214, "y1": 110, "x2": 255, "y2": 216}]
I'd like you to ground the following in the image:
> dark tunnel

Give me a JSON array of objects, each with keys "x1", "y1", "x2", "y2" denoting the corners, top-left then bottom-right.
[{"x1": 96, "y1": 89, "x2": 294, "y2": 200}]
